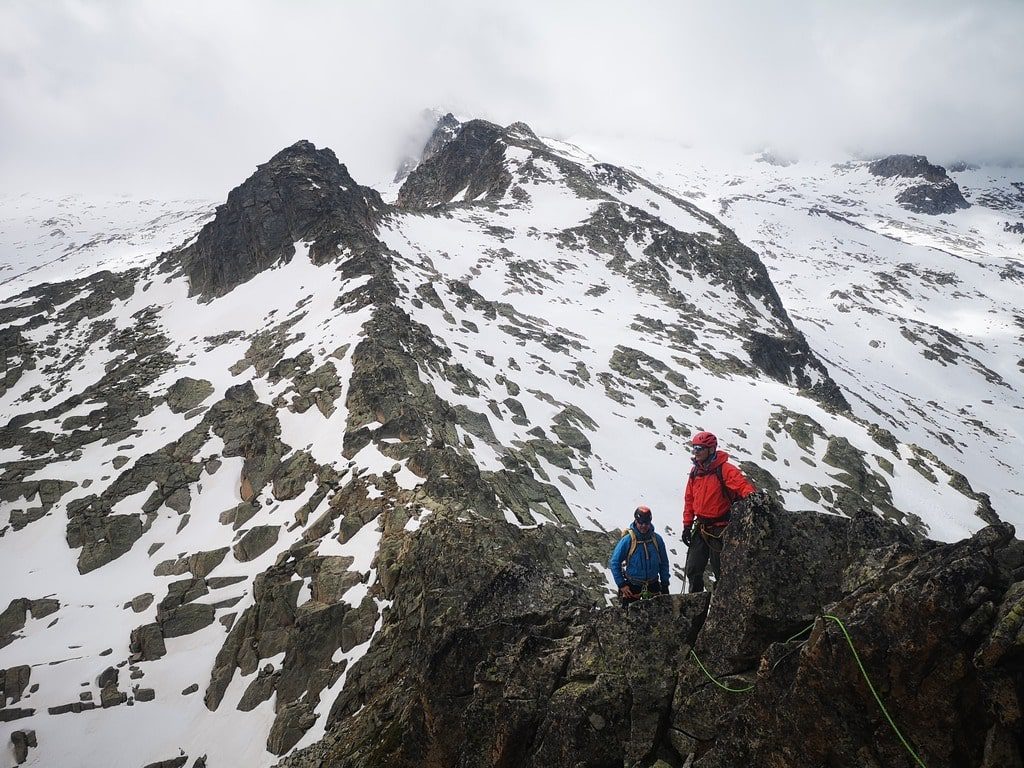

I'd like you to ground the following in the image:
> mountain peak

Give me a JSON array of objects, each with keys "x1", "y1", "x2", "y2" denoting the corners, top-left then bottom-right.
[
  {"x1": 396, "y1": 119, "x2": 512, "y2": 209},
  {"x1": 171, "y1": 140, "x2": 385, "y2": 299},
  {"x1": 868, "y1": 154, "x2": 970, "y2": 214}
]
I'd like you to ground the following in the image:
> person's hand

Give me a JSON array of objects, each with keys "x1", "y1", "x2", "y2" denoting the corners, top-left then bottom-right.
[
  {"x1": 682, "y1": 526, "x2": 692, "y2": 547},
  {"x1": 619, "y1": 585, "x2": 636, "y2": 599},
  {"x1": 748, "y1": 489, "x2": 771, "y2": 506},
  {"x1": 660, "y1": 582, "x2": 670, "y2": 594}
]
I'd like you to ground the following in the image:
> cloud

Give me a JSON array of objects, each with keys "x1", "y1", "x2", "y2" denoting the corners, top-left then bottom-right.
[{"x1": 1, "y1": 0, "x2": 1021, "y2": 197}]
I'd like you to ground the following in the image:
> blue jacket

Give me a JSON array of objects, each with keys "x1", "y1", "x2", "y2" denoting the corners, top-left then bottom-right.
[{"x1": 609, "y1": 523, "x2": 670, "y2": 588}]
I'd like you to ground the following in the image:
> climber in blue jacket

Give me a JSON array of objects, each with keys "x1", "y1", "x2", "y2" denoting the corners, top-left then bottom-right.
[{"x1": 609, "y1": 506, "x2": 671, "y2": 605}]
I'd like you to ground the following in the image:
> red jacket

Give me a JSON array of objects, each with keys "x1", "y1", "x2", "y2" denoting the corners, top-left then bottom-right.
[{"x1": 683, "y1": 451, "x2": 755, "y2": 526}]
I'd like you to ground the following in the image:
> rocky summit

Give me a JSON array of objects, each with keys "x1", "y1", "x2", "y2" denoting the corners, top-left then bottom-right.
[{"x1": 1, "y1": 115, "x2": 1022, "y2": 767}]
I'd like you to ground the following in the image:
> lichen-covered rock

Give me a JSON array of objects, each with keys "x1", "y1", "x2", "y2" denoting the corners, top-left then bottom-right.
[
  {"x1": 233, "y1": 525, "x2": 281, "y2": 562},
  {"x1": 170, "y1": 140, "x2": 386, "y2": 299},
  {"x1": 276, "y1": 500, "x2": 1022, "y2": 768},
  {"x1": 166, "y1": 377, "x2": 215, "y2": 414}
]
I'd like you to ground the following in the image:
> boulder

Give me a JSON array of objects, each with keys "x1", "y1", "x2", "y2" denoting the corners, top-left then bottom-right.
[{"x1": 233, "y1": 525, "x2": 281, "y2": 562}]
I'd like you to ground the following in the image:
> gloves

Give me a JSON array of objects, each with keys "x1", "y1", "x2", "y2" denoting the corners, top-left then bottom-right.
[
  {"x1": 682, "y1": 525, "x2": 692, "y2": 547},
  {"x1": 748, "y1": 489, "x2": 771, "y2": 506},
  {"x1": 660, "y1": 582, "x2": 670, "y2": 594}
]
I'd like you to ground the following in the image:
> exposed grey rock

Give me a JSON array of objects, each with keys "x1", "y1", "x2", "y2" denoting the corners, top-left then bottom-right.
[
  {"x1": 233, "y1": 525, "x2": 281, "y2": 562},
  {"x1": 220, "y1": 502, "x2": 259, "y2": 530},
  {"x1": 11, "y1": 729, "x2": 36, "y2": 764},
  {"x1": 129, "y1": 623, "x2": 167, "y2": 662},
  {"x1": 100, "y1": 687, "x2": 127, "y2": 708},
  {"x1": 0, "y1": 598, "x2": 58, "y2": 649},
  {"x1": 273, "y1": 451, "x2": 317, "y2": 500},
  {"x1": 394, "y1": 111, "x2": 462, "y2": 182},
  {"x1": 869, "y1": 154, "x2": 951, "y2": 182},
  {"x1": 143, "y1": 758, "x2": 188, "y2": 768},
  {"x1": 0, "y1": 708, "x2": 34, "y2": 723},
  {"x1": 166, "y1": 377, "x2": 215, "y2": 414},
  {"x1": 868, "y1": 154, "x2": 970, "y2": 214},
  {"x1": 169, "y1": 140, "x2": 386, "y2": 299},
  {"x1": 159, "y1": 603, "x2": 216, "y2": 639},
  {"x1": 397, "y1": 119, "x2": 512, "y2": 209},
  {"x1": 238, "y1": 665, "x2": 279, "y2": 711},
  {"x1": 1, "y1": 665, "x2": 31, "y2": 705},
  {"x1": 157, "y1": 577, "x2": 210, "y2": 612},
  {"x1": 48, "y1": 701, "x2": 97, "y2": 715},
  {"x1": 97, "y1": 666, "x2": 118, "y2": 689}
]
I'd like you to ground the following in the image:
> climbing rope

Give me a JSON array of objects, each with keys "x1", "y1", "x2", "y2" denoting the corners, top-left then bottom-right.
[
  {"x1": 689, "y1": 624, "x2": 812, "y2": 694},
  {"x1": 822, "y1": 614, "x2": 928, "y2": 768},
  {"x1": 689, "y1": 648, "x2": 754, "y2": 693},
  {"x1": 687, "y1": 616, "x2": 927, "y2": 768}
]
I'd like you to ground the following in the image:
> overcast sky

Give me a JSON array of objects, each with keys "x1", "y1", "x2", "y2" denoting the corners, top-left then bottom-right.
[{"x1": 2, "y1": 0, "x2": 1022, "y2": 198}]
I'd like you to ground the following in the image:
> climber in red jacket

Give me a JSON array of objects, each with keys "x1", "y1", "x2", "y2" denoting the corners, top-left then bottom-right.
[{"x1": 682, "y1": 431, "x2": 755, "y2": 592}]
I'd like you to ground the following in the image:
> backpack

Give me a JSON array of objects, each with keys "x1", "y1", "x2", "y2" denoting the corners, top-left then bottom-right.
[
  {"x1": 619, "y1": 528, "x2": 639, "y2": 559},
  {"x1": 617, "y1": 528, "x2": 660, "y2": 565},
  {"x1": 690, "y1": 463, "x2": 739, "y2": 507}
]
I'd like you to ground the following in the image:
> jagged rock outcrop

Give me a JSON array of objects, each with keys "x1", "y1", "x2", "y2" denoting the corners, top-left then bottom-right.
[
  {"x1": 280, "y1": 497, "x2": 1023, "y2": 768},
  {"x1": 869, "y1": 154, "x2": 970, "y2": 215},
  {"x1": 172, "y1": 140, "x2": 387, "y2": 298},
  {"x1": 396, "y1": 119, "x2": 514, "y2": 209},
  {"x1": 688, "y1": 505, "x2": 1024, "y2": 767}
]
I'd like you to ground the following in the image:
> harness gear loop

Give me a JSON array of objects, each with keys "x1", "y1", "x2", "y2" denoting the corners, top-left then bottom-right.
[{"x1": 697, "y1": 518, "x2": 728, "y2": 554}]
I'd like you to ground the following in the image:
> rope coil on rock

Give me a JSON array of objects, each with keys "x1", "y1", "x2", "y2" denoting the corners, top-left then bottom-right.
[{"x1": 687, "y1": 615, "x2": 927, "y2": 767}]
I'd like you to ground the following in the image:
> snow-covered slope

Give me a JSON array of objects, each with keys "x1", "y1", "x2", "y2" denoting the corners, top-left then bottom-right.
[
  {"x1": 569, "y1": 138, "x2": 1024, "y2": 520},
  {"x1": 0, "y1": 120, "x2": 1018, "y2": 767},
  {"x1": 0, "y1": 194, "x2": 214, "y2": 301}
]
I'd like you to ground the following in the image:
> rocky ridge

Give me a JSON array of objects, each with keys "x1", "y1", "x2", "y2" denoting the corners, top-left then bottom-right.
[
  {"x1": 0, "y1": 117, "x2": 1014, "y2": 766},
  {"x1": 279, "y1": 496, "x2": 1024, "y2": 768}
]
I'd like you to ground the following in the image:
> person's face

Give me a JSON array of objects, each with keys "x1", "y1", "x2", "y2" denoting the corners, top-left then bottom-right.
[
  {"x1": 692, "y1": 444, "x2": 711, "y2": 460},
  {"x1": 635, "y1": 518, "x2": 652, "y2": 532}
]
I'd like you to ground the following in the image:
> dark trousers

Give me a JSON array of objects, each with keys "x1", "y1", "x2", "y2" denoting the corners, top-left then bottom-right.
[{"x1": 685, "y1": 525, "x2": 723, "y2": 592}]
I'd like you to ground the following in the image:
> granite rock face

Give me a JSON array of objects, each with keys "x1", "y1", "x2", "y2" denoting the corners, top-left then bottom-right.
[
  {"x1": 869, "y1": 154, "x2": 970, "y2": 215},
  {"x1": 172, "y1": 140, "x2": 387, "y2": 299},
  {"x1": 396, "y1": 118, "x2": 513, "y2": 209},
  {"x1": 279, "y1": 496, "x2": 1024, "y2": 768}
]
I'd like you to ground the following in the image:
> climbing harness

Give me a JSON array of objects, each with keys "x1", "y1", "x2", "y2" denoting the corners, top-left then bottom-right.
[
  {"x1": 697, "y1": 519, "x2": 728, "y2": 554},
  {"x1": 687, "y1": 615, "x2": 928, "y2": 767},
  {"x1": 625, "y1": 580, "x2": 658, "y2": 600}
]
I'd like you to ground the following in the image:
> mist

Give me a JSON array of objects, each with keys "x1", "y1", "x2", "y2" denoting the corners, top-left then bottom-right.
[{"x1": 2, "y1": 0, "x2": 1022, "y2": 198}]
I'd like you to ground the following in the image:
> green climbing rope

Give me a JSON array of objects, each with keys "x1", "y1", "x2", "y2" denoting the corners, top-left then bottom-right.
[
  {"x1": 687, "y1": 616, "x2": 927, "y2": 767},
  {"x1": 689, "y1": 624, "x2": 812, "y2": 694},
  {"x1": 689, "y1": 649, "x2": 754, "y2": 693},
  {"x1": 823, "y1": 614, "x2": 928, "y2": 768}
]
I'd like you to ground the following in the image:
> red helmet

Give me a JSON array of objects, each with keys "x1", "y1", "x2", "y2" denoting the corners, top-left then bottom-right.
[{"x1": 691, "y1": 431, "x2": 718, "y2": 451}]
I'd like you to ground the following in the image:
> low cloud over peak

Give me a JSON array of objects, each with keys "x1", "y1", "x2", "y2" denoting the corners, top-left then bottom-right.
[{"x1": 1, "y1": 0, "x2": 1021, "y2": 197}]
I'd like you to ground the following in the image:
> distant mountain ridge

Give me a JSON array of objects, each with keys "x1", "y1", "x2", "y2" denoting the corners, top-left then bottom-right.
[{"x1": 1, "y1": 115, "x2": 1021, "y2": 767}]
